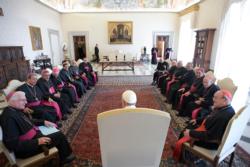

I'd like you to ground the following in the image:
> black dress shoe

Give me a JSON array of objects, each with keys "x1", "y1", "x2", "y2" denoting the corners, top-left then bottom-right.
[
  {"x1": 61, "y1": 153, "x2": 76, "y2": 165},
  {"x1": 87, "y1": 87, "x2": 91, "y2": 90},
  {"x1": 67, "y1": 110, "x2": 73, "y2": 115},
  {"x1": 62, "y1": 115, "x2": 68, "y2": 120},
  {"x1": 72, "y1": 104, "x2": 77, "y2": 108},
  {"x1": 57, "y1": 122, "x2": 62, "y2": 128},
  {"x1": 177, "y1": 113, "x2": 187, "y2": 117}
]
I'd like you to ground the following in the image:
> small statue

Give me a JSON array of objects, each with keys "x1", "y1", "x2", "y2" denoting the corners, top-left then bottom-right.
[
  {"x1": 62, "y1": 43, "x2": 70, "y2": 59},
  {"x1": 143, "y1": 46, "x2": 146, "y2": 55}
]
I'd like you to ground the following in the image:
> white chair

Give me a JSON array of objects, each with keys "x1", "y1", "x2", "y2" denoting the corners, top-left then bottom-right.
[
  {"x1": 76, "y1": 59, "x2": 83, "y2": 66},
  {"x1": 0, "y1": 80, "x2": 24, "y2": 115},
  {"x1": 183, "y1": 105, "x2": 250, "y2": 167},
  {"x1": 0, "y1": 126, "x2": 59, "y2": 167},
  {"x1": 217, "y1": 78, "x2": 238, "y2": 97},
  {"x1": 97, "y1": 107, "x2": 171, "y2": 167},
  {"x1": 0, "y1": 92, "x2": 8, "y2": 115},
  {"x1": 2, "y1": 80, "x2": 25, "y2": 96}
]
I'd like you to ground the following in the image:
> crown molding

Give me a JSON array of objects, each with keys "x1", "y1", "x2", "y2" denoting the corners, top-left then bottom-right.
[{"x1": 178, "y1": 4, "x2": 199, "y2": 16}]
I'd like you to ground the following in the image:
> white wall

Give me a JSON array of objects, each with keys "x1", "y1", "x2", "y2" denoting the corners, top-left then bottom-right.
[
  {"x1": 0, "y1": 0, "x2": 63, "y2": 63},
  {"x1": 61, "y1": 13, "x2": 179, "y2": 60},
  {"x1": 195, "y1": 0, "x2": 228, "y2": 69}
]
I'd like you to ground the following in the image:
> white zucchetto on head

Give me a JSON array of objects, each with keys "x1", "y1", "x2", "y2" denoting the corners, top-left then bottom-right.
[{"x1": 122, "y1": 90, "x2": 137, "y2": 105}]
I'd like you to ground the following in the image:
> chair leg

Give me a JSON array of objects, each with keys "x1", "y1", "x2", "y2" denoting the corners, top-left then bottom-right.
[
  {"x1": 229, "y1": 152, "x2": 235, "y2": 167},
  {"x1": 54, "y1": 153, "x2": 60, "y2": 167}
]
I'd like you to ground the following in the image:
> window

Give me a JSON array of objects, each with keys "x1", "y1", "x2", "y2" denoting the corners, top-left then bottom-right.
[
  {"x1": 214, "y1": 0, "x2": 250, "y2": 110},
  {"x1": 177, "y1": 13, "x2": 196, "y2": 64}
]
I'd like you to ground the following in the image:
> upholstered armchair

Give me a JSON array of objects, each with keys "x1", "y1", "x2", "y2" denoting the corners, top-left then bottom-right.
[
  {"x1": 97, "y1": 107, "x2": 171, "y2": 167},
  {"x1": 217, "y1": 78, "x2": 238, "y2": 97}
]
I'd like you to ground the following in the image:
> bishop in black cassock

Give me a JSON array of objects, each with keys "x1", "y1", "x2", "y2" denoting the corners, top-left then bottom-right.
[
  {"x1": 37, "y1": 69, "x2": 72, "y2": 118},
  {"x1": 16, "y1": 74, "x2": 59, "y2": 123}
]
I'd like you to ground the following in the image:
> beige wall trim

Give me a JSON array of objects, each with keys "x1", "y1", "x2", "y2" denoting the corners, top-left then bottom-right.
[{"x1": 179, "y1": 4, "x2": 199, "y2": 16}]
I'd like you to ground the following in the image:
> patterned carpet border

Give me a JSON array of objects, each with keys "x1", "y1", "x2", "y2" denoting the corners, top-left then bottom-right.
[{"x1": 65, "y1": 89, "x2": 97, "y2": 142}]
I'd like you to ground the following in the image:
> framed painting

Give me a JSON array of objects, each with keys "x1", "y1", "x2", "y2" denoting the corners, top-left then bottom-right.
[
  {"x1": 29, "y1": 26, "x2": 43, "y2": 50},
  {"x1": 108, "y1": 21, "x2": 133, "y2": 44}
]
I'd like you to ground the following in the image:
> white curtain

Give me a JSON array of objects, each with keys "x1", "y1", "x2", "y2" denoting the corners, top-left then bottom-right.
[
  {"x1": 177, "y1": 13, "x2": 196, "y2": 64},
  {"x1": 214, "y1": 0, "x2": 250, "y2": 110}
]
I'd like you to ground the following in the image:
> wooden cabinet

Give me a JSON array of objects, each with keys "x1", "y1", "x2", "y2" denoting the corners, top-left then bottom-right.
[
  {"x1": 0, "y1": 46, "x2": 30, "y2": 89},
  {"x1": 193, "y1": 29, "x2": 216, "y2": 71}
]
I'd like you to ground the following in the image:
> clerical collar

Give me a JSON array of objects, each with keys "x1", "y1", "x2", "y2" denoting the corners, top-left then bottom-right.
[
  {"x1": 214, "y1": 105, "x2": 231, "y2": 111},
  {"x1": 8, "y1": 106, "x2": 23, "y2": 113},
  {"x1": 124, "y1": 106, "x2": 136, "y2": 109},
  {"x1": 26, "y1": 82, "x2": 34, "y2": 87}
]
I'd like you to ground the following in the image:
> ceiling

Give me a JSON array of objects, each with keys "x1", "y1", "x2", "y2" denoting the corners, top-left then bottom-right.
[{"x1": 38, "y1": 0, "x2": 201, "y2": 13}]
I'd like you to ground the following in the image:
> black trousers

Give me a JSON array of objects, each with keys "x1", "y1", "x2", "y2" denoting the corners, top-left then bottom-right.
[
  {"x1": 179, "y1": 124, "x2": 219, "y2": 150},
  {"x1": 51, "y1": 95, "x2": 70, "y2": 115},
  {"x1": 72, "y1": 80, "x2": 86, "y2": 97},
  {"x1": 15, "y1": 131, "x2": 72, "y2": 161},
  {"x1": 30, "y1": 105, "x2": 58, "y2": 123},
  {"x1": 62, "y1": 86, "x2": 78, "y2": 103}
]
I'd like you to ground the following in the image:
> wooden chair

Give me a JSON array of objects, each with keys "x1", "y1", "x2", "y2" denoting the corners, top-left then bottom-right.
[
  {"x1": 217, "y1": 78, "x2": 238, "y2": 97},
  {"x1": 97, "y1": 108, "x2": 171, "y2": 167},
  {"x1": 183, "y1": 105, "x2": 250, "y2": 167}
]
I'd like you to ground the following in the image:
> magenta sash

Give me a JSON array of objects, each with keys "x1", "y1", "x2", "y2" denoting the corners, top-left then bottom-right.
[
  {"x1": 26, "y1": 101, "x2": 62, "y2": 120},
  {"x1": 49, "y1": 87, "x2": 56, "y2": 94},
  {"x1": 26, "y1": 101, "x2": 41, "y2": 107},
  {"x1": 180, "y1": 83, "x2": 187, "y2": 89},
  {"x1": 192, "y1": 107, "x2": 202, "y2": 119},
  {"x1": 190, "y1": 85, "x2": 197, "y2": 93},
  {"x1": 68, "y1": 84, "x2": 79, "y2": 101},
  {"x1": 92, "y1": 72, "x2": 97, "y2": 84},
  {"x1": 19, "y1": 127, "x2": 38, "y2": 141},
  {"x1": 84, "y1": 66, "x2": 90, "y2": 72},
  {"x1": 41, "y1": 101, "x2": 62, "y2": 120},
  {"x1": 80, "y1": 75, "x2": 89, "y2": 85},
  {"x1": 58, "y1": 83, "x2": 64, "y2": 89}
]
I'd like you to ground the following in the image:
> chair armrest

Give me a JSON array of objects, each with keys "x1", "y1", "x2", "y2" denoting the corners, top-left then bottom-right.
[{"x1": 188, "y1": 138, "x2": 221, "y2": 147}]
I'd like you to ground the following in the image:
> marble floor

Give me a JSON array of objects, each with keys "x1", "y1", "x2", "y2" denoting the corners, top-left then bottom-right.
[{"x1": 92, "y1": 61, "x2": 156, "y2": 76}]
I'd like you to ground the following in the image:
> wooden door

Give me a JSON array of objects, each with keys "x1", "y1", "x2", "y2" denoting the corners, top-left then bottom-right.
[{"x1": 73, "y1": 36, "x2": 86, "y2": 61}]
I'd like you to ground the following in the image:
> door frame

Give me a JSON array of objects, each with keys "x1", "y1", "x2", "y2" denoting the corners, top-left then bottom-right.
[
  {"x1": 153, "y1": 31, "x2": 174, "y2": 49},
  {"x1": 69, "y1": 31, "x2": 89, "y2": 60},
  {"x1": 48, "y1": 29, "x2": 61, "y2": 65}
]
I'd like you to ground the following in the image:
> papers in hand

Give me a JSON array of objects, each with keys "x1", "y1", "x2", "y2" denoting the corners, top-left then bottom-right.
[{"x1": 38, "y1": 126, "x2": 59, "y2": 135}]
